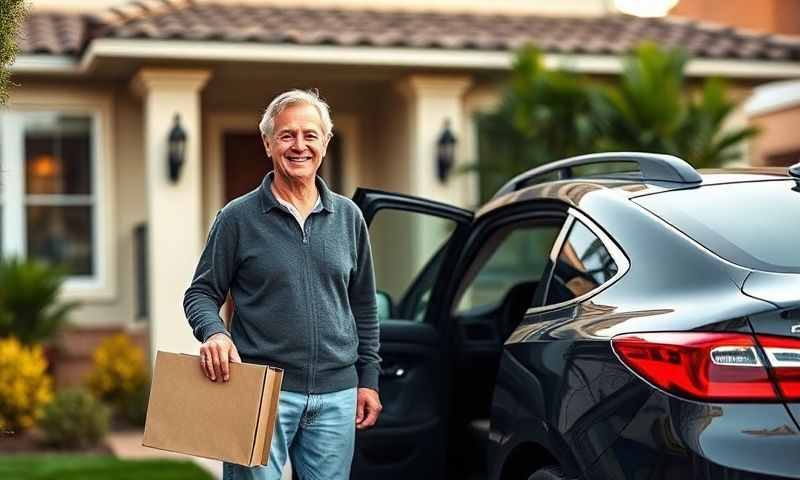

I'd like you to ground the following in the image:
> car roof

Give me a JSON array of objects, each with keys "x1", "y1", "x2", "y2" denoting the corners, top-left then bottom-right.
[{"x1": 476, "y1": 167, "x2": 791, "y2": 219}]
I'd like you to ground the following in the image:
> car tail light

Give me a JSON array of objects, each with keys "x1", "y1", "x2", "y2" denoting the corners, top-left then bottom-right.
[
  {"x1": 612, "y1": 332, "x2": 780, "y2": 402},
  {"x1": 754, "y1": 335, "x2": 800, "y2": 401}
]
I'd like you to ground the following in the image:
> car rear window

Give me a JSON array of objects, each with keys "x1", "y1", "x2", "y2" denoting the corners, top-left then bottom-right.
[{"x1": 634, "y1": 180, "x2": 800, "y2": 273}]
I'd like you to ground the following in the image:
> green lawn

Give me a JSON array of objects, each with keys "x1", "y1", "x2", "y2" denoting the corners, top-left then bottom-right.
[{"x1": 0, "y1": 455, "x2": 215, "y2": 480}]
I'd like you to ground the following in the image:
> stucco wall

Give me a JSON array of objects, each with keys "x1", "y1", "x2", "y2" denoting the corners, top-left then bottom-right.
[
  {"x1": 749, "y1": 107, "x2": 800, "y2": 167},
  {"x1": 72, "y1": 88, "x2": 145, "y2": 328}
]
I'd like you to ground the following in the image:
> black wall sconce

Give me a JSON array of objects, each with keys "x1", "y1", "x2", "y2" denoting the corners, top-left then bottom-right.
[
  {"x1": 168, "y1": 114, "x2": 187, "y2": 183},
  {"x1": 436, "y1": 119, "x2": 457, "y2": 184}
]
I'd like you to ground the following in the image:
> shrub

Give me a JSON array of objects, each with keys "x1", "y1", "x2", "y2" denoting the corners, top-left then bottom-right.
[
  {"x1": 120, "y1": 381, "x2": 150, "y2": 427},
  {"x1": 0, "y1": 257, "x2": 79, "y2": 344},
  {"x1": 0, "y1": 337, "x2": 53, "y2": 432},
  {"x1": 38, "y1": 388, "x2": 109, "y2": 449},
  {"x1": 86, "y1": 334, "x2": 149, "y2": 415}
]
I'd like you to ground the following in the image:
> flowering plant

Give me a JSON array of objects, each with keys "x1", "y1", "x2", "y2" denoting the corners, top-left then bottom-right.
[{"x1": 0, "y1": 337, "x2": 53, "y2": 432}]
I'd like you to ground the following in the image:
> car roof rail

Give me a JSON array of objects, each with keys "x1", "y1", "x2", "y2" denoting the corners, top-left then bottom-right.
[{"x1": 492, "y1": 152, "x2": 703, "y2": 199}]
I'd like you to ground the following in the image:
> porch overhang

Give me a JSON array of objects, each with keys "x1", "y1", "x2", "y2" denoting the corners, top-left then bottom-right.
[{"x1": 13, "y1": 39, "x2": 800, "y2": 80}]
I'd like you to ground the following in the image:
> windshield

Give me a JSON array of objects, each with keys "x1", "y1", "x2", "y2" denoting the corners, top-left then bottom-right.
[{"x1": 634, "y1": 180, "x2": 800, "y2": 273}]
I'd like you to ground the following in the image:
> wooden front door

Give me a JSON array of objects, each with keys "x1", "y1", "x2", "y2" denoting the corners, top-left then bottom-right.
[{"x1": 224, "y1": 132, "x2": 272, "y2": 202}]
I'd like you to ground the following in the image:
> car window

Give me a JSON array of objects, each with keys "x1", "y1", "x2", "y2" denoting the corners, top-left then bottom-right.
[
  {"x1": 369, "y1": 208, "x2": 457, "y2": 322},
  {"x1": 546, "y1": 219, "x2": 619, "y2": 305},
  {"x1": 454, "y1": 221, "x2": 561, "y2": 314},
  {"x1": 634, "y1": 180, "x2": 800, "y2": 274}
]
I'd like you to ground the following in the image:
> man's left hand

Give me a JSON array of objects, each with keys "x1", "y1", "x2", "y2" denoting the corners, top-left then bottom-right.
[{"x1": 356, "y1": 388, "x2": 382, "y2": 430}]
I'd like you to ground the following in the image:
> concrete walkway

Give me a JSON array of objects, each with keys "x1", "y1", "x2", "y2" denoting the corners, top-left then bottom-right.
[{"x1": 107, "y1": 430, "x2": 294, "y2": 479}]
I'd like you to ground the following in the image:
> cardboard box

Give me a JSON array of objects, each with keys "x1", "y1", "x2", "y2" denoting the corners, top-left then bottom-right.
[{"x1": 143, "y1": 351, "x2": 283, "y2": 466}]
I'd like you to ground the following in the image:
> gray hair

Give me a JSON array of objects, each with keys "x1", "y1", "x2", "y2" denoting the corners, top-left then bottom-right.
[{"x1": 258, "y1": 89, "x2": 333, "y2": 139}]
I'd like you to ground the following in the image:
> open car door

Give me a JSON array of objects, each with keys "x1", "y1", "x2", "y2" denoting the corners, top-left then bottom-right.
[{"x1": 350, "y1": 188, "x2": 473, "y2": 480}]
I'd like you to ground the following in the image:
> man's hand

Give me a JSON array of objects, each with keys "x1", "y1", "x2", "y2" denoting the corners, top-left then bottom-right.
[
  {"x1": 356, "y1": 388, "x2": 382, "y2": 430},
  {"x1": 199, "y1": 333, "x2": 241, "y2": 382}
]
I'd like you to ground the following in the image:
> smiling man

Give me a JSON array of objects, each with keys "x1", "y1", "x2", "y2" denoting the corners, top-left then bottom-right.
[{"x1": 183, "y1": 89, "x2": 382, "y2": 480}]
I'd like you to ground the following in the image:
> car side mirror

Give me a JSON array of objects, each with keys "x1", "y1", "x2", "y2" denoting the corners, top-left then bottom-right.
[{"x1": 376, "y1": 291, "x2": 393, "y2": 320}]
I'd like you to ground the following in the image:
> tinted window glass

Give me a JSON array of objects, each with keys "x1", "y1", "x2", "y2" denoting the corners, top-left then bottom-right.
[
  {"x1": 369, "y1": 208, "x2": 457, "y2": 321},
  {"x1": 455, "y1": 222, "x2": 561, "y2": 314},
  {"x1": 634, "y1": 180, "x2": 800, "y2": 273},
  {"x1": 547, "y1": 220, "x2": 618, "y2": 305}
]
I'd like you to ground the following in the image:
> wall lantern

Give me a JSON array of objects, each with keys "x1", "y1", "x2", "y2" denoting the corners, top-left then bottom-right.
[
  {"x1": 436, "y1": 119, "x2": 457, "y2": 184},
  {"x1": 168, "y1": 114, "x2": 187, "y2": 183}
]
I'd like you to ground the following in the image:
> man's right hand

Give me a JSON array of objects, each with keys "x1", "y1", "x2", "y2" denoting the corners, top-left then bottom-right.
[{"x1": 200, "y1": 333, "x2": 241, "y2": 382}]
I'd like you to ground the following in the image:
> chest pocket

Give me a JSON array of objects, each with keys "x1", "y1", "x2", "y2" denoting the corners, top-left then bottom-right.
[{"x1": 319, "y1": 233, "x2": 353, "y2": 281}]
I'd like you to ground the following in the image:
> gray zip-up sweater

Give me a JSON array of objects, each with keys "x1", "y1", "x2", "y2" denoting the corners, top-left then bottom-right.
[{"x1": 183, "y1": 172, "x2": 380, "y2": 393}]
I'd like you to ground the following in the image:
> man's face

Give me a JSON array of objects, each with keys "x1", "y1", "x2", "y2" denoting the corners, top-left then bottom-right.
[{"x1": 263, "y1": 103, "x2": 329, "y2": 183}]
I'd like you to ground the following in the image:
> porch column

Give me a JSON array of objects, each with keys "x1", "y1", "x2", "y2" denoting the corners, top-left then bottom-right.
[
  {"x1": 397, "y1": 75, "x2": 474, "y2": 207},
  {"x1": 393, "y1": 75, "x2": 474, "y2": 276},
  {"x1": 131, "y1": 69, "x2": 211, "y2": 363}
]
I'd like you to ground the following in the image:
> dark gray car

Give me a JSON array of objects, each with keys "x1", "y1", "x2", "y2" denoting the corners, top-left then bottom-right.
[{"x1": 349, "y1": 153, "x2": 800, "y2": 480}]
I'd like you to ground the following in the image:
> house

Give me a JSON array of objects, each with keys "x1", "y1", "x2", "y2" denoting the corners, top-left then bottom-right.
[{"x1": 6, "y1": 0, "x2": 800, "y2": 384}]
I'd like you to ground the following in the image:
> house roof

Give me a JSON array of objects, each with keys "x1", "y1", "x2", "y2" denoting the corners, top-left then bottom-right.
[{"x1": 17, "y1": 2, "x2": 800, "y2": 62}]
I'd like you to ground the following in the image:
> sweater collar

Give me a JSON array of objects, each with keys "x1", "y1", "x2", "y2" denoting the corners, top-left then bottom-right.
[{"x1": 259, "y1": 171, "x2": 335, "y2": 214}]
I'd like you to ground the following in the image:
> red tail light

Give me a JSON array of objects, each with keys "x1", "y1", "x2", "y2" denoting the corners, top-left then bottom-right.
[
  {"x1": 612, "y1": 332, "x2": 784, "y2": 402},
  {"x1": 754, "y1": 334, "x2": 800, "y2": 401}
]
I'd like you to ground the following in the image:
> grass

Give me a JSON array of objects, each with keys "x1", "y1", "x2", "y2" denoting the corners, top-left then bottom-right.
[{"x1": 0, "y1": 455, "x2": 215, "y2": 480}]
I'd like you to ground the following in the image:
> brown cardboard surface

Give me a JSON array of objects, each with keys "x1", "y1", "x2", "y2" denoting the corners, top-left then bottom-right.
[
  {"x1": 143, "y1": 351, "x2": 283, "y2": 466},
  {"x1": 250, "y1": 367, "x2": 283, "y2": 466}
]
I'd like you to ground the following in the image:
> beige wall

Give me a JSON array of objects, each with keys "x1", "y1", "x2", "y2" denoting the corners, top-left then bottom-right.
[
  {"x1": 671, "y1": 0, "x2": 800, "y2": 35},
  {"x1": 749, "y1": 107, "x2": 800, "y2": 167},
  {"x1": 73, "y1": 87, "x2": 145, "y2": 329}
]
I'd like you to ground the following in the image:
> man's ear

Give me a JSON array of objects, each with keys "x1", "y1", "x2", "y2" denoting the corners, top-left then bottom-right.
[
  {"x1": 321, "y1": 134, "x2": 332, "y2": 158},
  {"x1": 261, "y1": 135, "x2": 272, "y2": 157}
]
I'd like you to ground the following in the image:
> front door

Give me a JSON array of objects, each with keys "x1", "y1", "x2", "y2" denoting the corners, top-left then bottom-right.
[
  {"x1": 350, "y1": 188, "x2": 473, "y2": 480},
  {"x1": 224, "y1": 132, "x2": 272, "y2": 202}
]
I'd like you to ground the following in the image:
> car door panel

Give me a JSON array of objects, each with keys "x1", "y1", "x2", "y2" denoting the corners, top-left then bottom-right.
[{"x1": 350, "y1": 188, "x2": 472, "y2": 480}]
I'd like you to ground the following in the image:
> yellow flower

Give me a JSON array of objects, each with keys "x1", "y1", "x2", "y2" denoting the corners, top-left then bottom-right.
[
  {"x1": 86, "y1": 334, "x2": 148, "y2": 406},
  {"x1": 0, "y1": 337, "x2": 54, "y2": 432}
]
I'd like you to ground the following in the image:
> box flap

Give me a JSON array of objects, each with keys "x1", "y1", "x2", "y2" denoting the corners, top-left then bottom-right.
[{"x1": 249, "y1": 367, "x2": 284, "y2": 466}]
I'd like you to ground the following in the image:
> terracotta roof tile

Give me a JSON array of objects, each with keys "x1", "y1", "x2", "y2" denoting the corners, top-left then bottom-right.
[{"x1": 16, "y1": 2, "x2": 800, "y2": 63}]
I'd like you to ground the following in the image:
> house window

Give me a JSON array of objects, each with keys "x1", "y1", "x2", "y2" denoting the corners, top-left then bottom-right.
[{"x1": 1, "y1": 111, "x2": 101, "y2": 286}]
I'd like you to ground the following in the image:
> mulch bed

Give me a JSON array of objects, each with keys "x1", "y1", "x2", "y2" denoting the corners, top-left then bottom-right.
[{"x1": 0, "y1": 431, "x2": 113, "y2": 455}]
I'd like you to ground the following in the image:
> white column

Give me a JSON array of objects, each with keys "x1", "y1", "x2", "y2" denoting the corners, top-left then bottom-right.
[
  {"x1": 396, "y1": 75, "x2": 473, "y2": 206},
  {"x1": 394, "y1": 75, "x2": 474, "y2": 276},
  {"x1": 131, "y1": 69, "x2": 211, "y2": 363}
]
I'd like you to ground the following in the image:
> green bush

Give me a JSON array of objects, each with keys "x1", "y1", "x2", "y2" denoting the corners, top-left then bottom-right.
[
  {"x1": 120, "y1": 381, "x2": 150, "y2": 427},
  {"x1": 38, "y1": 388, "x2": 110, "y2": 449},
  {"x1": 0, "y1": 257, "x2": 79, "y2": 344}
]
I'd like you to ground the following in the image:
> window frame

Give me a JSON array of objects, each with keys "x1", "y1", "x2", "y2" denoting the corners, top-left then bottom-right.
[
  {"x1": 0, "y1": 92, "x2": 116, "y2": 301},
  {"x1": 528, "y1": 207, "x2": 630, "y2": 315}
]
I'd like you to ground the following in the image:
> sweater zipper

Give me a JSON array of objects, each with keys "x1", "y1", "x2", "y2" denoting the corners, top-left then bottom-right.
[{"x1": 302, "y1": 215, "x2": 317, "y2": 393}]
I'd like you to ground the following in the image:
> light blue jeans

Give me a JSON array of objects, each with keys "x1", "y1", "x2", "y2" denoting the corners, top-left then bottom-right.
[{"x1": 223, "y1": 387, "x2": 357, "y2": 480}]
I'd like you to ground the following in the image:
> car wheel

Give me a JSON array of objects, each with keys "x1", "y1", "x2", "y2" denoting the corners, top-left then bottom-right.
[{"x1": 527, "y1": 465, "x2": 568, "y2": 480}]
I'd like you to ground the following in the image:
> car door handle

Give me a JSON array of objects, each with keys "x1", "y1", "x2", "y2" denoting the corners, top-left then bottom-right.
[{"x1": 380, "y1": 366, "x2": 406, "y2": 378}]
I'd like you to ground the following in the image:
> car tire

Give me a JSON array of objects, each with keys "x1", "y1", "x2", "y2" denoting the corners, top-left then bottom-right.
[{"x1": 527, "y1": 465, "x2": 568, "y2": 480}]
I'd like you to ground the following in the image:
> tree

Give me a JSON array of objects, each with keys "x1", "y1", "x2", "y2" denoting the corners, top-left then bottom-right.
[
  {"x1": 472, "y1": 42, "x2": 758, "y2": 200},
  {"x1": 593, "y1": 42, "x2": 759, "y2": 169},
  {"x1": 1, "y1": 0, "x2": 27, "y2": 105},
  {"x1": 474, "y1": 46, "x2": 599, "y2": 200}
]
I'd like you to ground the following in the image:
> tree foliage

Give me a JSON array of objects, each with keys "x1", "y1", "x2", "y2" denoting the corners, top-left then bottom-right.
[
  {"x1": 0, "y1": 0, "x2": 28, "y2": 105},
  {"x1": 473, "y1": 42, "x2": 759, "y2": 200}
]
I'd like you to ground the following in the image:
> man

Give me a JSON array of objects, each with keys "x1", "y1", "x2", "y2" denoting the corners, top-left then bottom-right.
[{"x1": 183, "y1": 89, "x2": 382, "y2": 480}]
